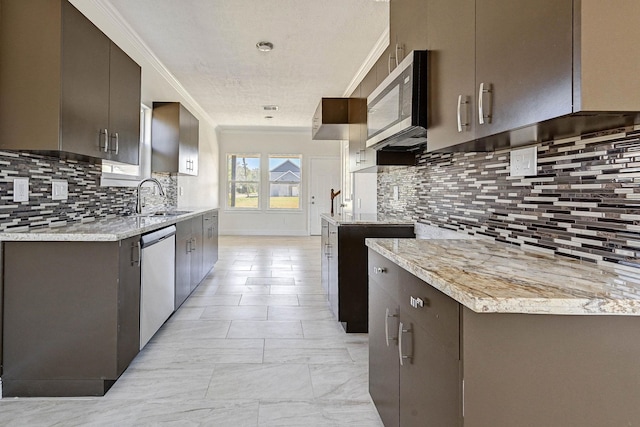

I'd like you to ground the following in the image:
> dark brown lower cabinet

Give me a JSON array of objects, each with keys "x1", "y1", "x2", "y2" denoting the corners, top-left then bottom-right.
[
  {"x1": 2, "y1": 236, "x2": 141, "y2": 397},
  {"x1": 369, "y1": 250, "x2": 460, "y2": 427},
  {"x1": 368, "y1": 249, "x2": 640, "y2": 426},
  {"x1": 321, "y1": 218, "x2": 414, "y2": 332},
  {"x1": 175, "y1": 212, "x2": 218, "y2": 309},
  {"x1": 202, "y1": 210, "x2": 219, "y2": 277}
]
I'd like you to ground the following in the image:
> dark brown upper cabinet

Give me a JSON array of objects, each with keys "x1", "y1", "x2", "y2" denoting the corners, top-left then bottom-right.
[
  {"x1": 0, "y1": 0, "x2": 141, "y2": 164},
  {"x1": 151, "y1": 102, "x2": 199, "y2": 176},
  {"x1": 426, "y1": 0, "x2": 640, "y2": 153}
]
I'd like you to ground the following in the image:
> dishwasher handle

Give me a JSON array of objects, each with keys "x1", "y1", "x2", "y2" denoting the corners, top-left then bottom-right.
[{"x1": 140, "y1": 225, "x2": 177, "y2": 248}]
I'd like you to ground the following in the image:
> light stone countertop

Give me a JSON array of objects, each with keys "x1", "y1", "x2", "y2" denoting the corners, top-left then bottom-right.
[
  {"x1": 0, "y1": 208, "x2": 217, "y2": 242},
  {"x1": 320, "y1": 212, "x2": 414, "y2": 226},
  {"x1": 366, "y1": 237, "x2": 640, "y2": 316}
]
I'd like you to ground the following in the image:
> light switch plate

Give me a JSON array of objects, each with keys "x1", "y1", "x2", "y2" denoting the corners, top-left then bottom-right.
[
  {"x1": 13, "y1": 178, "x2": 29, "y2": 202},
  {"x1": 510, "y1": 146, "x2": 537, "y2": 177},
  {"x1": 52, "y1": 179, "x2": 68, "y2": 201}
]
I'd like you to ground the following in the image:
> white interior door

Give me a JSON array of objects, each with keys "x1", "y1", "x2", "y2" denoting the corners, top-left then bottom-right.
[{"x1": 309, "y1": 156, "x2": 340, "y2": 235}]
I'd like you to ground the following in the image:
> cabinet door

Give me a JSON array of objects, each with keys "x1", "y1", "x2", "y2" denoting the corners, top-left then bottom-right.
[
  {"x1": 60, "y1": 0, "x2": 110, "y2": 159},
  {"x1": 390, "y1": 0, "x2": 428, "y2": 57},
  {"x1": 202, "y1": 211, "x2": 218, "y2": 277},
  {"x1": 178, "y1": 106, "x2": 198, "y2": 175},
  {"x1": 321, "y1": 220, "x2": 330, "y2": 294},
  {"x1": 175, "y1": 220, "x2": 192, "y2": 309},
  {"x1": 475, "y1": 0, "x2": 573, "y2": 138},
  {"x1": 327, "y1": 224, "x2": 339, "y2": 319},
  {"x1": 117, "y1": 235, "x2": 141, "y2": 375},
  {"x1": 398, "y1": 311, "x2": 461, "y2": 427},
  {"x1": 109, "y1": 43, "x2": 141, "y2": 165},
  {"x1": 190, "y1": 216, "x2": 204, "y2": 292},
  {"x1": 426, "y1": 0, "x2": 476, "y2": 152},
  {"x1": 369, "y1": 278, "x2": 400, "y2": 427}
]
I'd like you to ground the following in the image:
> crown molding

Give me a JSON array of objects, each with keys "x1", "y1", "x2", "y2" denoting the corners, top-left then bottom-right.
[
  {"x1": 89, "y1": 0, "x2": 218, "y2": 129},
  {"x1": 342, "y1": 27, "x2": 390, "y2": 97}
]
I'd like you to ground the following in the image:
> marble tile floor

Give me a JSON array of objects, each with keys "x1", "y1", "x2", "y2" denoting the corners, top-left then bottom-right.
[{"x1": 0, "y1": 236, "x2": 384, "y2": 427}]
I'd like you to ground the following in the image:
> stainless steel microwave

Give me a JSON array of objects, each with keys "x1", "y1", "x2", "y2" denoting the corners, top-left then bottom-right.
[{"x1": 366, "y1": 50, "x2": 428, "y2": 150}]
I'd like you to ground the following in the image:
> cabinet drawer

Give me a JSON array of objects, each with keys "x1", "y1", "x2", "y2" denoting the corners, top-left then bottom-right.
[
  {"x1": 399, "y1": 268, "x2": 460, "y2": 359},
  {"x1": 368, "y1": 250, "x2": 401, "y2": 298}
]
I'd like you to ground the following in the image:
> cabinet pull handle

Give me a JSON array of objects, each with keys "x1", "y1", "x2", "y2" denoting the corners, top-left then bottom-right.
[
  {"x1": 191, "y1": 237, "x2": 196, "y2": 251},
  {"x1": 478, "y1": 82, "x2": 492, "y2": 125},
  {"x1": 113, "y1": 132, "x2": 119, "y2": 155},
  {"x1": 385, "y1": 308, "x2": 398, "y2": 347},
  {"x1": 398, "y1": 321, "x2": 412, "y2": 366},
  {"x1": 186, "y1": 239, "x2": 191, "y2": 253},
  {"x1": 388, "y1": 54, "x2": 394, "y2": 75},
  {"x1": 395, "y1": 43, "x2": 404, "y2": 68},
  {"x1": 133, "y1": 241, "x2": 141, "y2": 267},
  {"x1": 373, "y1": 267, "x2": 387, "y2": 274},
  {"x1": 457, "y1": 95, "x2": 470, "y2": 132},
  {"x1": 99, "y1": 129, "x2": 109, "y2": 152}
]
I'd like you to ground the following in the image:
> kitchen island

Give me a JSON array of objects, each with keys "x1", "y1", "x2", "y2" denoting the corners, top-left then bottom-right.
[
  {"x1": 0, "y1": 208, "x2": 218, "y2": 397},
  {"x1": 320, "y1": 213, "x2": 414, "y2": 332},
  {"x1": 366, "y1": 237, "x2": 640, "y2": 427}
]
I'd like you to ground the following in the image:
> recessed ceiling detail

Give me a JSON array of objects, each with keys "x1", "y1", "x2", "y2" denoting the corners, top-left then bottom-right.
[{"x1": 256, "y1": 41, "x2": 274, "y2": 52}]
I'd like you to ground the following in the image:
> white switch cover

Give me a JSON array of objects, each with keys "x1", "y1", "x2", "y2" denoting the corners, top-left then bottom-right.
[
  {"x1": 13, "y1": 178, "x2": 29, "y2": 202},
  {"x1": 52, "y1": 179, "x2": 68, "y2": 201},
  {"x1": 510, "y1": 146, "x2": 537, "y2": 177}
]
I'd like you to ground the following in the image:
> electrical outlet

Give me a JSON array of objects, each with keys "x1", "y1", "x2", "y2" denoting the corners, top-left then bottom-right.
[
  {"x1": 13, "y1": 178, "x2": 29, "y2": 202},
  {"x1": 52, "y1": 180, "x2": 68, "y2": 201},
  {"x1": 510, "y1": 146, "x2": 537, "y2": 177}
]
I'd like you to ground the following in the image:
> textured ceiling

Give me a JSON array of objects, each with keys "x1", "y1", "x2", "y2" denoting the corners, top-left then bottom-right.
[{"x1": 106, "y1": 0, "x2": 389, "y2": 129}]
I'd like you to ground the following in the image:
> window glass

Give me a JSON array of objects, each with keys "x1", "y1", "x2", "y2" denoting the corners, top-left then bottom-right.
[
  {"x1": 227, "y1": 154, "x2": 260, "y2": 208},
  {"x1": 269, "y1": 155, "x2": 301, "y2": 209}
]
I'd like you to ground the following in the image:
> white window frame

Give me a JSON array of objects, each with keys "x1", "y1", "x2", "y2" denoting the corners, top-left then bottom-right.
[
  {"x1": 226, "y1": 153, "x2": 261, "y2": 210},
  {"x1": 268, "y1": 154, "x2": 302, "y2": 211},
  {"x1": 100, "y1": 104, "x2": 151, "y2": 186}
]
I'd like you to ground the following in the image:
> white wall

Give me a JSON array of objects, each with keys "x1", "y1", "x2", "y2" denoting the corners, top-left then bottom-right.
[
  {"x1": 70, "y1": 0, "x2": 219, "y2": 209},
  {"x1": 218, "y1": 128, "x2": 341, "y2": 235}
]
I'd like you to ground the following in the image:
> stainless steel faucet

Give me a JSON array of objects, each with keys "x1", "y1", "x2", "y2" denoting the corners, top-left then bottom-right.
[{"x1": 136, "y1": 178, "x2": 165, "y2": 214}]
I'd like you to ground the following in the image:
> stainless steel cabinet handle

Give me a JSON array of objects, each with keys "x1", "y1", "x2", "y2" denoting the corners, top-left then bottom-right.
[
  {"x1": 373, "y1": 267, "x2": 387, "y2": 274},
  {"x1": 99, "y1": 129, "x2": 109, "y2": 152},
  {"x1": 478, "y1": 82, "x2": 492, "y2": 125},
  {"x1": 398, "y1": 321, "x2": 412, "y2": 366},
  {"x1": 191, "y1": 237, "x2": 196, "y2": 251},
  {"x1": 457, "y1": 95, "x2": 470, "y2": 132},
  {"x1": 113, "y1": 132, "x2": 119, "y2": 155},
  {"x1": 385, "y1": 307, "x2": 398, "y2": 347},
  {"x1": 356, "y1": 150, "x2": 361, "y2": 165},
  {"x1": 186, "y1": 239, "x2": 191, "y2": 253},
  {"x1": 388, "y1": 53, "x2": 394, "y2": 75},
  {"x1": 135, "y1": 241, "x2": 141, "y2": 267}
]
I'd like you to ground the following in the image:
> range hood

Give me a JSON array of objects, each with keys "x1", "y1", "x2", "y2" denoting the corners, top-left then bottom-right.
[{"x1": 311, "y1": 98, "x2": 350, "y2": 140}]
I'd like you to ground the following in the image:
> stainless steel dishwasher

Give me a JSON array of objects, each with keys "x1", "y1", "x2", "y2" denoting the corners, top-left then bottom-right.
[{"x1": 139, "y1": 225, "x2": 176, "y2": 350}]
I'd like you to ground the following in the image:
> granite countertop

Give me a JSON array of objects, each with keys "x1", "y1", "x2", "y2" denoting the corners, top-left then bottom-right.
[
  {"x1": 366, "y1": 238, "x2": 640, "y2": 316},
  {"x1": 0, "y1": 208, "x2": 217, "y2": 242},
  {"x1": 320, "y1": 212, "x2": 414, "y2": 226}
]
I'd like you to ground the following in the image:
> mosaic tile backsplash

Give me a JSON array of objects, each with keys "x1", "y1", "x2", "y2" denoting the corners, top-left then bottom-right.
[
  {"x1": 0, "y1": 151, "x2": 177, "y2": 232},
  {"x1": 378, "y1": 126, "x2": 640, "y2": 268}
]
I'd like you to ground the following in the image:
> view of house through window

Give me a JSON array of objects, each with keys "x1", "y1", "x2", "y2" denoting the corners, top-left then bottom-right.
[
  {"x1": 269, "y1": 155, "x2": 301, "y2": 209},
  {"x1": 227, "y1": 154, "x2": 260, "y2": 208}
]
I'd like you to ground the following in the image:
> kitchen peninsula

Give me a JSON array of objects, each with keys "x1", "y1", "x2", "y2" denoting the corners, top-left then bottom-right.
[
  {"x1": 367, "y1": 237, "x2": 640, "y2": 426},
  {"x1": 320, "y1": 213, "x2": 414, "y2": 332},
  {"x1": 0, "y1": 209, "x2": 218, "y2": 397}
]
